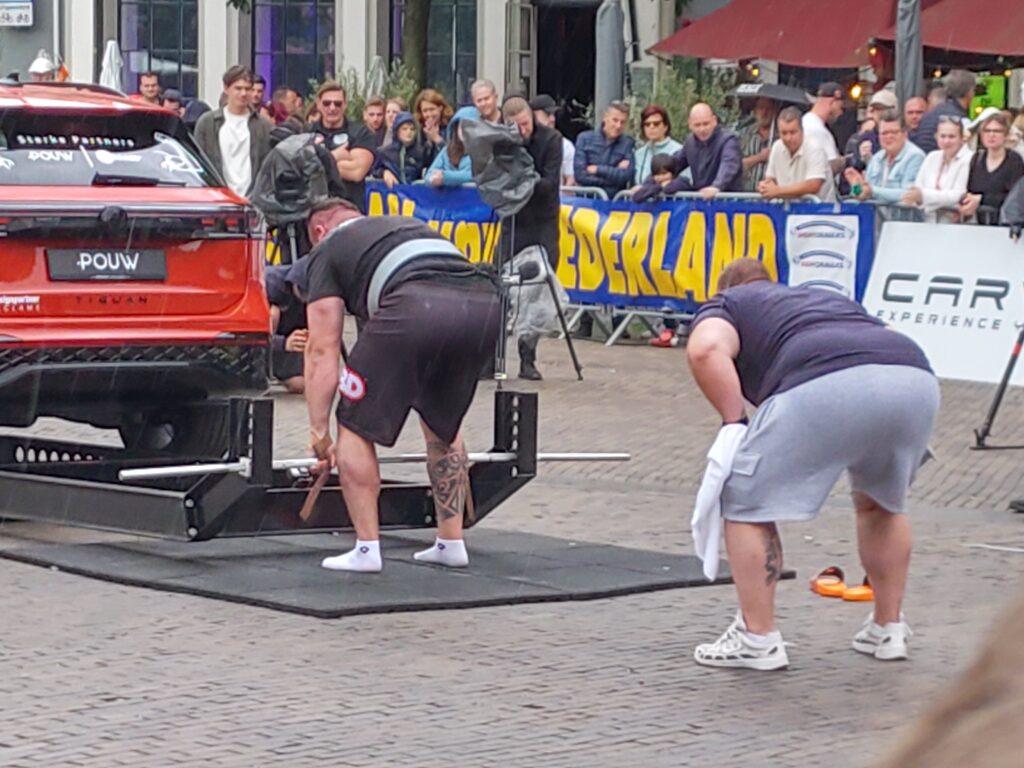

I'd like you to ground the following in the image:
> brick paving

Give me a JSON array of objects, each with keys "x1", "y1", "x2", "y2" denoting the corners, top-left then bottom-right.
[{"x1": 3, "y1": 338, "x2": 1024, "y2": 767}]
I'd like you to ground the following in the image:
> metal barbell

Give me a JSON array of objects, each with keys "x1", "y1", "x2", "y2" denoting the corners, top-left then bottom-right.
[{"x1": 117, "y1": 451, "x2": 630, "y2": 482}]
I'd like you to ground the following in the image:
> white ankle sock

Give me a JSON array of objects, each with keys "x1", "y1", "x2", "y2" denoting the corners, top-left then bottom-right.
[
  {"x1": 413, "y1": 537, "x2": 469, "y2": 568},
  {"x1": 321, "y1": 540, "x2": 382, "y2": 573}
]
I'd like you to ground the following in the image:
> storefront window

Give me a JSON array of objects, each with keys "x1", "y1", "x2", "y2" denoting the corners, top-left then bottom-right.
[
  {"x1": 253, "y1": 0, "x2": 336, "y2": 101},
  {"x1": 120, "y1": 0, "x2": 199, "y2": 97},
  {"x1": 391, "y1": 0, "x2": 477, "y2": 105}
]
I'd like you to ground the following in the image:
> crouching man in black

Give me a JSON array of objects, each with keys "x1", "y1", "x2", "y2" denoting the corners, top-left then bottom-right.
[
  {"x1": 265, "y1": 259, "x2": 309, "y2": 393},
  {"x1": 302, "y1": 198, "x2": 502, "y2": 572}
]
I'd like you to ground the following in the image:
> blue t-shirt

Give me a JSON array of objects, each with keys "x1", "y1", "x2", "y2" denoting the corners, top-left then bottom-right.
[{"x1": 693, "y1": 281, "x2": 932, "y2": 405}]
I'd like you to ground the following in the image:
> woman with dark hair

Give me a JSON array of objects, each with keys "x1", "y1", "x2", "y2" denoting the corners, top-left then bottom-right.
[
  {"x1": 960, "y1": 113, "x2": 1024, "y2": 224},
  {"x1": 633, "y1": 105, "x2": 682, "y2": 186},
  {"x1": 413, "y1": 88, "x2": 454, "y2": 168},
  {"x1": 425, "y1": 106, "x2": 479, "y2": 187}
]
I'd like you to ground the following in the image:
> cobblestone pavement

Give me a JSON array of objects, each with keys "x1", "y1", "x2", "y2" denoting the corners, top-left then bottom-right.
[{"x1": 3, "y1": 338, "x2": 1024, "y2": 767}]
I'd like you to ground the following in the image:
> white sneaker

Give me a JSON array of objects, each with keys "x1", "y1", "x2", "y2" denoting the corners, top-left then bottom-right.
[
  {"x1": 694, "y1": 613, "x2": 789, "y2": 671},
  {"x1": 852, "y1": 614, "x2": 912, "y2": 660}
]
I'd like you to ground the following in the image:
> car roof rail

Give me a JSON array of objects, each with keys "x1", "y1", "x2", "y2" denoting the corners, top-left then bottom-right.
[{"x1": 0, "y1": 80, "x2": 127, "y2": 98}]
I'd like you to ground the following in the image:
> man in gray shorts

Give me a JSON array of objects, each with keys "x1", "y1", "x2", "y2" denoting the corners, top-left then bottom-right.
[{"x1": 687, "y1": 259, "x2": 939, "y2": 670}]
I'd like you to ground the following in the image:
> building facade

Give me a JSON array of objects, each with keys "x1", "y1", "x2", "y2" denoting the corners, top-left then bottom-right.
[{"x1": 2, "y1": 0, "x2": 674, "y2": 109}]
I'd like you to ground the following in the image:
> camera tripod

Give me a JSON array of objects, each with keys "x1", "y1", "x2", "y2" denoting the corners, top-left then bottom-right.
[{"x1": 489, "y1": 214, "x2": 584, "y2": 384}]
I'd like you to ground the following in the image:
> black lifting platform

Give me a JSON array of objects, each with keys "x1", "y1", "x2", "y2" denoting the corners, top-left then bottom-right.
[{"x1": 0, "y1": 390, "x2": 538, "y2": 541}]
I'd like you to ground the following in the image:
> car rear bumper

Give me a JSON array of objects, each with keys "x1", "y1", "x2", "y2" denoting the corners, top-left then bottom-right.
[{"x1": 0, "y1": 341, "x2": 270, "y2": 427}]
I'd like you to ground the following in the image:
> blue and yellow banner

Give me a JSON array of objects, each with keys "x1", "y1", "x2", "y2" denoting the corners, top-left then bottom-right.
[{"x1": 363, "y1": 181, "x2": 876, "y2": 311}]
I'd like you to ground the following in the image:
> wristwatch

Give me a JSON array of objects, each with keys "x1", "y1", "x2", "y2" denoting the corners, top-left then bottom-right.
[{"x1": 723, "y1": 415, "x2": 749, "y2": 426}]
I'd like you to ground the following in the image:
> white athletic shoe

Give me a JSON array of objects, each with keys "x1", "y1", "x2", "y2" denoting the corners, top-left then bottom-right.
[
  {"x1": 694, "y1": 613, "x2": 789, "y2": 671},
  {"x1": 852, "y1": 614, "x2": 912, "y2": 661}
]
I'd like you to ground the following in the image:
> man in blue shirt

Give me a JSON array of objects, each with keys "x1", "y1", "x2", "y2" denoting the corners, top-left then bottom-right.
[
  {"x1": 843, "y1": 112, "x2": 925, "y2": 204},
  {"x1": 573, "y1": 101, "x2": 635, "y2": 198}
]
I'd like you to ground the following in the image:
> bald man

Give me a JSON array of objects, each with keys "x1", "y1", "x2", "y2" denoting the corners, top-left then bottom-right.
[
  {"x1": 633, "y1": 102, "x2": 743, "y2": 202},
  {"x1": 302, "y1": 198, "x2": 502, "y2": 573},
  {"x1": 904, "y1": 96, "x2": 928, "y2": 147}
]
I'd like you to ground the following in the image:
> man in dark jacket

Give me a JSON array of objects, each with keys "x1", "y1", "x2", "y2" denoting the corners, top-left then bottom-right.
[
  {"x1": 633, "y1": 103, "x2": 742, "y2": 202},
  {"x1": 193, "y1": 65, "x2": 272, "y2": 197},
  {"x1": 502, "y1": 96, "x2": 563, "y2": 380},
  {"x1": 914, "y1": 69, "x2": 975, "y2": 154},
  {"x1": 573, "y1": 101, "x2": 635, "y2": 198}
]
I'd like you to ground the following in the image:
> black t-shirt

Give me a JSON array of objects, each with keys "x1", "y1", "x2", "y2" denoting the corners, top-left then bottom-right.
[
  {"x1": 309, "y1": 119, "x2": 377, "y2": 211},
  {"x1": 967, "y1": 150, "x2": 1024, "y2": 211},
  {"x1": 305, "y1": 216, "x2": 481, "y2": 320},
  {"x1": 693, "y1": 281, "x2": 932, "y2": 406}
]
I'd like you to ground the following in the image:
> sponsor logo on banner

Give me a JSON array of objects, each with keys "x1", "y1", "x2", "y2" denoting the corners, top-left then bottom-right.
[
  {"x1": 863, "y1": 222, "x2": 1024, "y2": 384},
  {"x1": 786, "y1": 215, "x2": 859, "y2": 296}
]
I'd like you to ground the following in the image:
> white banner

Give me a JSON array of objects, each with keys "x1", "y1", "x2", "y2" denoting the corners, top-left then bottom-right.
[
  {"x1": 785, "y1": 214, "x2": 860, "y2": 297},
  {"x1": 863, "y1": 222, "x2": 1024, "y2": 384}
]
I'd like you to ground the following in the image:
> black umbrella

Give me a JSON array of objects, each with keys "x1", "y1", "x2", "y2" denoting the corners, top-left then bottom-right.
[{"x1": 732, "y1": 82, "x2": 811, "y2": 107}]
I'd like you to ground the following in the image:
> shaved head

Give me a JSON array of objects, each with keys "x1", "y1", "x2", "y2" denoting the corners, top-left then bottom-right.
[
  {"x1": 307, "y1": 199, "x2": 362, "y2": 246},
  {"x1": 688, "y1": 102, "x2": 718, "y2": 142}
]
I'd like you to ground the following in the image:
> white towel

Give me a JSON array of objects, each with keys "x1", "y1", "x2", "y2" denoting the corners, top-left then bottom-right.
[{"x1": 691, "y1": 423, "x2": 748, "y2": 581}]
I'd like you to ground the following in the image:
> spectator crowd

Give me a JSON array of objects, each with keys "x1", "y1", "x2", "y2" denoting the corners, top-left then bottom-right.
[{"x1": 124, "y1": 65, "x2": 1024, "y2": 356}]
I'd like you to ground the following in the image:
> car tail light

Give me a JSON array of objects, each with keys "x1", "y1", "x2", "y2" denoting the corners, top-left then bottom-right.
[{"x1": 195, "y1": 207, "x2": 263, "y2": 239}]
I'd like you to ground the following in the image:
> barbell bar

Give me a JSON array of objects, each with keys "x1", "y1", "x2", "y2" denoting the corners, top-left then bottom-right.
[{"x1": 117, "y1": 451, "x2": 630, "y2": 482}]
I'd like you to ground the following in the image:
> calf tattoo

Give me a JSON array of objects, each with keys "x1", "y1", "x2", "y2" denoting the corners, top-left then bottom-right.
[
  {"x1": 426, "y1": 440, "x2": 469, "y2": 521},
  {"x1": 762, "y1": 524, "x2": 783, "y2": 586}
]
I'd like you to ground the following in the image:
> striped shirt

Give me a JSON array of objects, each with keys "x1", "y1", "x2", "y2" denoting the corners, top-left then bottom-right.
[{"x1": 739, "y1": 123, "x2": 772, "y2": 191}]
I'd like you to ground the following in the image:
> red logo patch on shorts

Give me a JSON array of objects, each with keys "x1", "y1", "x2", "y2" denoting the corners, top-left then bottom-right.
[{"x1": 339, "y1": 366, "x2": 367, "y2": 401}]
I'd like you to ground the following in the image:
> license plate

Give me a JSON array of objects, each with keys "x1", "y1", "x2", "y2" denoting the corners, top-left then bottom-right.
[{"x1": 46, "y1": 249, "x2": 167, "y2": 281}]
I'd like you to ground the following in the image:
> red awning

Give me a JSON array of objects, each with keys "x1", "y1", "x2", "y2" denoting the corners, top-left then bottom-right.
[
  {"x1": 650, "y1": 0, "x2": 896, "y2": 68},
  {"x1": 878, "y1": 0, "x2": 1024, "y2": 56}
]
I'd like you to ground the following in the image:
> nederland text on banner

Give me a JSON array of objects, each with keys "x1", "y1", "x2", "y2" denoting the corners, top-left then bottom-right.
[{"x1": 364, "y1": 182, "x2": 875, "y2": 312}]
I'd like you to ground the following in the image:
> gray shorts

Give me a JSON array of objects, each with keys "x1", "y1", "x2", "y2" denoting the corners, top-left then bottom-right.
[{"x1": 721, "y1": 364, "x2": 940, "y2": 523}]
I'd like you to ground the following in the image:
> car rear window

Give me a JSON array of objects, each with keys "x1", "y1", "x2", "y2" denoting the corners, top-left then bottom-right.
[{"x1": 0, "y1": 110, "x2": 219, "y2": 187}]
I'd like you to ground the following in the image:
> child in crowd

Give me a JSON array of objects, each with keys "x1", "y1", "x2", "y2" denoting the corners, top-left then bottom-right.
[
  {"x1": 374, "y1": 111, "x2": 425, "y2": 188},
  {"x1": 425, "y1": 106, "x2": 479, "y2": 187}
]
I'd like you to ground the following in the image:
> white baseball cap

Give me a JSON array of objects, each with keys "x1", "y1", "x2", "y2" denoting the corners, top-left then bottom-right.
[{"x1": 28, "y1": 53, "x2": 55, "y2": 75}]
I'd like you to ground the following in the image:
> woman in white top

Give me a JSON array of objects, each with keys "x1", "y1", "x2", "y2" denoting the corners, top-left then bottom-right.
[
  {"x1": 901, "y1": 115, "x2": 972, "y2": 223},
  {"x1": 633, "y1": 105, "x2": 683, "y2": 186}
]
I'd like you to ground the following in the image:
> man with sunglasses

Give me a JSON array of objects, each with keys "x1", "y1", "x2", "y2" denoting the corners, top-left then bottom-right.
[{"x1": 308, "y1": 81, "x2": 376, "y2": 211}]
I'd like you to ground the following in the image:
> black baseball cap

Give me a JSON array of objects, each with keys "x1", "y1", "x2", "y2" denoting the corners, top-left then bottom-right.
[
  {"x1": 817, "y1": 81, "x2": 843, "y2": 98},
  {"x1": 161, "y1": 88, "x2": 182, "y2": 103},
  {"x1": 529, "y1": 94, "x2": 557, "y2": 115}
]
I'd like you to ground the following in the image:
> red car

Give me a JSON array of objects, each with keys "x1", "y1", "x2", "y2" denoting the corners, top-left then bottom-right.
[{"x1": 0, "y1": 82, "x2": 270, "y2": 455}]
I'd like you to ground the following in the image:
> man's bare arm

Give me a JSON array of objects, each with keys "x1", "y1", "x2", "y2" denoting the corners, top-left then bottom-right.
[
  {"x1": 332, "y1": 147, "x2": 375, "y2": 182},
  {"x1": 686, "y1": 318, "x2": 745, "y2": 423},
  {"x1": 304, "y1": 297, "x2": 344, "y2": 437}
]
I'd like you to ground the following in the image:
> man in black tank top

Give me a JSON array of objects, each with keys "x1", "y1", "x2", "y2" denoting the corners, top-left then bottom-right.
[{"x1": 301, "y1": 198, "x2": 502, "y2": 573}]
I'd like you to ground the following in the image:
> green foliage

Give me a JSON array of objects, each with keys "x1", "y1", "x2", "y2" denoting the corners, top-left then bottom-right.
[
  {"x1": 308, "y1": 59, "x2": 421, "y2": 121},
  {"x1": 627, "y1": 63, "x2": 740, "y2": 140}
]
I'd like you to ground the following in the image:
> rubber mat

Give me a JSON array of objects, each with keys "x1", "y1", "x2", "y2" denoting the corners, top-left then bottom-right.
[{"x1": 0, "y1": 528, "x2": 793, "y2": 619}]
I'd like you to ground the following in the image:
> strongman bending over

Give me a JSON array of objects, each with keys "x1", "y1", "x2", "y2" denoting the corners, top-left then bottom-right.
[
  {"x1": 302, "y1": 198, "x2": 502, "y2": 572},
  {"x1": 687, "y1": 259, "x2": 939, "y2": 670}
]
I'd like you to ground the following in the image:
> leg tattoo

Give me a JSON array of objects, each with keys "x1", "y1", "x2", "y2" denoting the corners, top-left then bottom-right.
[
  {"x1": 762, "y1": 524, "x2": 783, "y2": 586},
  {"x1": 426, "y1": 439, "x2": 469, "y2": 521}
]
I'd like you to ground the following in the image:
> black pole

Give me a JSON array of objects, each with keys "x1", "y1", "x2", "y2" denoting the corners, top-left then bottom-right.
[{"x1": 974, "y1": 323, "x2": 1024, "y2": 448}]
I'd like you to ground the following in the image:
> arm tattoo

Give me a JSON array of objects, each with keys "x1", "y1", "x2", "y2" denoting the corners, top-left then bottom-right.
[
  {"x1": 426, "y1": 439, "x2": 469, "y2": 521},
  {"x1": 762, "y1": 524, "x2": 783, "y2": 586}
]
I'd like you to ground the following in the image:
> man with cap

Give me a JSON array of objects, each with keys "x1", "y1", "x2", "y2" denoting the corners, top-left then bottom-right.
[
  {"x1": 531, "y1": 94, "x2": 575, "y2": 186},
  {"x1": 27, "y1": 52, "x2": 56, "y2": 83},
  {"x1": 161, "y1": 89, "x2": 185, "y2": 118},
  {"x1": 302, "y1": 199, "x2": 502, "y2": 573},
  {"x1": 802, "y1": 81, "x2": 845, "y2": 175}
]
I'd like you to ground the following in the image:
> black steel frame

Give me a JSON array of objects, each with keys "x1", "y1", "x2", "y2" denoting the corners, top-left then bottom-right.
[{"x1": 0, "y1": 390, "x2": 537, "y2": 541}]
